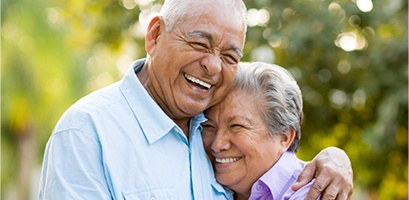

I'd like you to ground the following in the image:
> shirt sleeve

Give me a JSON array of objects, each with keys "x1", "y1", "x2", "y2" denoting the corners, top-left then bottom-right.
[{"x1": 39, "y1": 128, "x2": 111, "y2": 199}]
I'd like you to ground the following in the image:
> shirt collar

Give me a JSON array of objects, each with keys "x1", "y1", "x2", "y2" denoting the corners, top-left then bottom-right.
[
  {"x1": 211, "y1": 179, "x2": 234, "y2": 199},
  {"x1": 189, "y1": 113, "x2": 207, "y2": 136},
  {"x1": 119, "y1": 59, "x2": 178, "y2": 144},
  {"x1": 257, "y1": 151, "x2": 301, "y2": 199}
]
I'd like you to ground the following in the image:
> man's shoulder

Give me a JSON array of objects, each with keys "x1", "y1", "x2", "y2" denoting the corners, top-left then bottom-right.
[
  {"x1": 54, "y1": 82, "x2": 127, "y2": 130},
  {"x1": 77, "y1": 81, "x2": 124, "y2": 109}
]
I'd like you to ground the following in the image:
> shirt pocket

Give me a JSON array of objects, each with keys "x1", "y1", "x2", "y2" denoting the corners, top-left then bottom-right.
[{"x1": 122, "y1": 187, "x2": 177, "y2": 200}]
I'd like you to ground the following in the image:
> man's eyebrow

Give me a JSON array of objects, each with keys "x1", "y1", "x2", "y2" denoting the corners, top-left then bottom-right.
[
  {"x1": 228, "y1": 45, "x2": 244, "y2": 58},
  {"x1": 186, "y1": 30, "x2": 243, "y2": 58},
  {"x1": 186, "y1": 30, "x2": 213, "y2": 41}
]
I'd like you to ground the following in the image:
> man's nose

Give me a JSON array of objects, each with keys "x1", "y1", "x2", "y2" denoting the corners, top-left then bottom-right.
[{"x1": 200, "y1": 53, "x2": 222, "y2": 76}]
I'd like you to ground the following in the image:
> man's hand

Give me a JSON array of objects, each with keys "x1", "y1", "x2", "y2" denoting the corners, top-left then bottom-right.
[{"x1": 292, "y1": 147, "x2": 353, "y2": 200}]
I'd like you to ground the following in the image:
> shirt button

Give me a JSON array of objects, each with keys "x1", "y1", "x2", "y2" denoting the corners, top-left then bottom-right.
[
  {"x1": 256, "y1": 184, "x2": 263, "y2": 191},
  {"x1": 149, "y1": 197, "x2": 156, "y2": 200}
]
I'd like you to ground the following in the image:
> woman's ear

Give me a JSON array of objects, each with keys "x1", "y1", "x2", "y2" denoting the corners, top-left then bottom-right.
[
  {"x1": 279, "y1": 129, "x2": 296, "y2": 153},
  {"x1": 145, "y1": 16, "x2": 164, "y2": 55}
]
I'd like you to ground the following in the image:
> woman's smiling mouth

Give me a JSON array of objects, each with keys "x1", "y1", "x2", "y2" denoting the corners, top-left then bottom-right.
[{"x1": 215, "y1": 157, "x2": 242, "y2": 163}]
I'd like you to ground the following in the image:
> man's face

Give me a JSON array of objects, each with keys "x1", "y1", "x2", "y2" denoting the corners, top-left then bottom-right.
[{"x1": 146, "y1": 1, "x2": 246, "y2": 120}]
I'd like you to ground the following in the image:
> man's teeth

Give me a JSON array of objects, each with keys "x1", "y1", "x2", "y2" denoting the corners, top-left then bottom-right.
[
  {"x1": 215, "y1": 157, "x2": 240, "y2": 164},
  {"x1": 184, "y1": 74, "x2": 211, "y2": 89}
]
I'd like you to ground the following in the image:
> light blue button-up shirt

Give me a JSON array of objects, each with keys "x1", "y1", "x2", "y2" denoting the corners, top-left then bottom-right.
[{"x1": 39, "y1": 59, "x2": 233, "y2": 200}]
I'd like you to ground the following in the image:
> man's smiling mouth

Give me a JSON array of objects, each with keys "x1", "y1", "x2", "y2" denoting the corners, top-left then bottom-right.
[{"x1": 184, "y1": 73, "x2": 212, "y2": 89}]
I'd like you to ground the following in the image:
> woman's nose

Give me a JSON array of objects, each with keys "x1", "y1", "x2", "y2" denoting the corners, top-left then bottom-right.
[{"x1": 211, "y1": 132, "x2": 231, "y2": 153}]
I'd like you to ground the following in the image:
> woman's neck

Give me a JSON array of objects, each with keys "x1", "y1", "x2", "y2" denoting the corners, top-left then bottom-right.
[{"x1": 234, "y1": 191, "x2": 250, "y2": 200}]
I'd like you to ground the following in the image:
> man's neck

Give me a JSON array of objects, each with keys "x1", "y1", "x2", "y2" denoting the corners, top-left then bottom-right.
[
  {"x1": 174, "y1": 118, "x2": 190, "y2": 138},
  {"x1": 136, "y1": 60, "x2": 191, "y2": 139}
]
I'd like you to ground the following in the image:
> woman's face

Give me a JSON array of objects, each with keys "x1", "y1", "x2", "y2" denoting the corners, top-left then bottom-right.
[{"x1": 202, "y1": 89, "x2": 288, "y2": 197}]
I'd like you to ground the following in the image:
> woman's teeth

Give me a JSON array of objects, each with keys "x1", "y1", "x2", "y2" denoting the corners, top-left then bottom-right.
[{"x1": 215, "y1": 157, "x2": 241, "y2": 163}]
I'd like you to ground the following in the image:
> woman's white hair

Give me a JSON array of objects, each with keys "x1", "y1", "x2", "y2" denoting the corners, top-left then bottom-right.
[
  {"x1": 159, "y1": 0, "x2": 248, "y2": 32},
  {"x1": 234, "y1": 62, "x2": 304, "y2": 152}
]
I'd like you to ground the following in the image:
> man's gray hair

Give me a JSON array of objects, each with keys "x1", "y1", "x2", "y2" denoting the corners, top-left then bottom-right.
[
  {"x1": 159, "y1": 0, "x2": 248, "y2": 32},
  {"x1": 234, "y1": 62, "x2": 303, "y2": 152}
]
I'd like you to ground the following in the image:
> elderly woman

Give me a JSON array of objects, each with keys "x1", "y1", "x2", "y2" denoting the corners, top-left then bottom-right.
[{"x1": 202, "y1": 62, "x2": 315, "y2": 200}]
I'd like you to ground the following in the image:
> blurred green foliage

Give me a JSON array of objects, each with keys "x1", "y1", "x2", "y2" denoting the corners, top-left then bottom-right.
[{"x1": 1, "y1": 0, "x2": 407, "y2": 199}]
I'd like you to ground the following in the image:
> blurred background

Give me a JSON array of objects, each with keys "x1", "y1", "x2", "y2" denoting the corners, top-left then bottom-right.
[{"x1": 1, "y1": 0, "x2": 407, "y2": 199}]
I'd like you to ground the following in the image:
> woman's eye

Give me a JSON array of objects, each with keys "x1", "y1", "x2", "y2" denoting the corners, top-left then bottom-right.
[
  {"x1": 231, "y1": 124, "x2": 244, "y2": 129},
  {"x1": 202, "y1": 123, "x2": 215, "y2": 130}
]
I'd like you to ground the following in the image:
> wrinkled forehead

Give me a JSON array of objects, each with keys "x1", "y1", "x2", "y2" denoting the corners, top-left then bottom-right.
[
  {"x1": 180, "y1": 7, "x2": 245, "y2": 48},
  {"x1": 208, "y1": 89, "x2": 247, "y2": 112}
]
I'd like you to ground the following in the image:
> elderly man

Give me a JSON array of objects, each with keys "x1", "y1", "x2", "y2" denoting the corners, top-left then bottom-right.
[{"x1": 39, "y1": 0, "x2": 353, "y2": 199}]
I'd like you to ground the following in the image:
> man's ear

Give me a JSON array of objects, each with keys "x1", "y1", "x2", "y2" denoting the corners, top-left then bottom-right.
[
  {"x1": 145, "y1": 16, "x2": 164, "y2": 55},
  {"x1": 279, "y1": 129, "x2": 296, "y2": 153}
]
